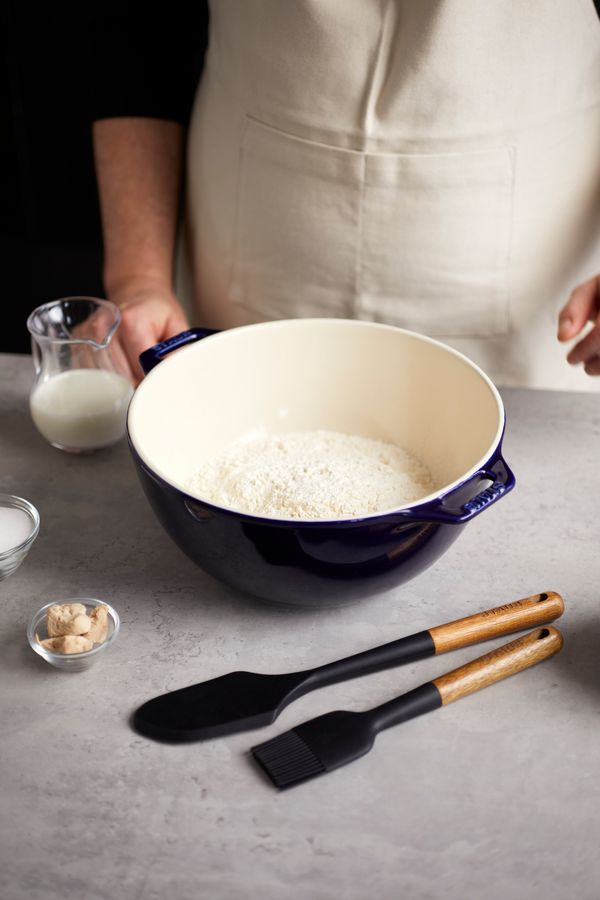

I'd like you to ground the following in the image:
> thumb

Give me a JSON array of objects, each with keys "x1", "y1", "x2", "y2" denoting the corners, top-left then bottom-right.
[
  {"x1": 558, "y1": 277, "x2": 600, "y2": 341},
  {"x1": 165, "y1": 305, "x2": 190, "y2": 338},
  {"x1": 128, "y1": 308, "x2": 189, "y2": 383}
]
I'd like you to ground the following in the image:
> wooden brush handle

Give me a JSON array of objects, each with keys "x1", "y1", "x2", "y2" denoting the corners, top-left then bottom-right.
[
  {"x1": 428, "y1": 591, "x2": 564, "y2": 654},
  {"x1": 433, "y1": 626, "x2": 563, "y2": 705}
]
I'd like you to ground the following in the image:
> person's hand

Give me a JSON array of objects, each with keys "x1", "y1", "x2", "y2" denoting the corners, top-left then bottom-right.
[
  {"x1": 108, "y1": 279, "x2": 189, "y2": 385},
  {"x1": 557, "y1": 275, "x2": 600, "y2": 375}
]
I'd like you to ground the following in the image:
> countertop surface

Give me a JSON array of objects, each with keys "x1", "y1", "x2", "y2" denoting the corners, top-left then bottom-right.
[{"x1": 1, "y1": 353, "x2": 599, "y2": 900}]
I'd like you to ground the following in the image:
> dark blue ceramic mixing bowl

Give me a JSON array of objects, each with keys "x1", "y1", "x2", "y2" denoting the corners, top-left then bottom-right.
[{"x1": 128, "y1": 319, "x2": 515, "y2": 606}]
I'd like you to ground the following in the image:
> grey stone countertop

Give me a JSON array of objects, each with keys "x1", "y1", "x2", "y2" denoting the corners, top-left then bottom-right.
[{"x1": 1, "y1": 352, "x2": 599, "y2": 900}]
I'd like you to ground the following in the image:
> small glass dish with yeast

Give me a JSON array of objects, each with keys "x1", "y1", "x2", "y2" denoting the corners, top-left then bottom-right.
[{"x1": 27, "y1": 598, "x2": 120, "y2": 672}]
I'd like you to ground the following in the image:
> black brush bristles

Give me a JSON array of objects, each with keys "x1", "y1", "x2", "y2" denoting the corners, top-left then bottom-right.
[
  {"x1": 251, "y1": 730, "x2": 326, "y2": 788},
  {"x1": 251, "y1": 687, "x2": 444, "y2": 789},
  {"x1": 251, "y1": 709, "x2": 373, "y2": 789}
]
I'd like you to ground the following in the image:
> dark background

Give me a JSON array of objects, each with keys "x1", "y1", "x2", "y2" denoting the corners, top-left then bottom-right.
[{"x1": 2, "y1": 2, "x2": 104, "y2": 354}]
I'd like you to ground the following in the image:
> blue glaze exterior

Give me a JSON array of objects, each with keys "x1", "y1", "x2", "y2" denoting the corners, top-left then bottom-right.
[{"x1": 129, "y1": 439, "x2": 514, "y2": 607}]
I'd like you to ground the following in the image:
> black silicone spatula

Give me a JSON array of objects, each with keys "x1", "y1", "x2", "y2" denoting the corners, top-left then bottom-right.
[{"x1": 132, "y1": 591, "x2": 563, "y2": 742}]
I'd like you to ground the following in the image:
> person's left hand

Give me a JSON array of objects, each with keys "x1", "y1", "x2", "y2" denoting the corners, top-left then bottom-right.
[
  {"x1": 107, "y1": 278, "x2": 190, "y2": 385},
  {"x1": 557, "y1": 275, "x2": 600, "y2": 375}
]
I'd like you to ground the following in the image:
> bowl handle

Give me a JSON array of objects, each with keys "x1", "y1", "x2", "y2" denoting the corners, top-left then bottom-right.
[
  {"x1": 139, "y1": 328, "x2": 219, "y2": 374},
  {"x1": 423, "y1": 454, "x2": 516, "y2": 524}
]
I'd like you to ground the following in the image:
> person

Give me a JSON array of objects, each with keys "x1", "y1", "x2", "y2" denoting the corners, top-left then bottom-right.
[{"x1": 89, "y1": 1, "x2": 600, "y2": 389}]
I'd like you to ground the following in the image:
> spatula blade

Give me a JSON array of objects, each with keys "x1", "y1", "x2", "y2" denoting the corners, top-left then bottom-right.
[{"x1": 133, "y1": 670, "x2": 305, "y2": 742}]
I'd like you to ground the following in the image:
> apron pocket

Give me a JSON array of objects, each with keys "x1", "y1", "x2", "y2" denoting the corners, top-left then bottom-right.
[
  {"x1": 356, "y1": 147, "x2": 515, "y2": 337},
  {"x1": 228, "y1": 117, "x2": 363, "y2": 319}
]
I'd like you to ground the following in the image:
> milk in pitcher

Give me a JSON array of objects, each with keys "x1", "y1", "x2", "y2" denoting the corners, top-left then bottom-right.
[{"x1": 30, "y1": 369, "x2": 133, "y2": 451}]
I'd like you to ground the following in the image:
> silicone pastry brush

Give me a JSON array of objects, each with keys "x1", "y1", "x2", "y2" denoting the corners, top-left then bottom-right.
[
  {"x1": 251, "y1": 626, "x2": 563, "y2": 789},
  {"x1": 133, "y1": 591, "x2": 564, "y2": 741}
]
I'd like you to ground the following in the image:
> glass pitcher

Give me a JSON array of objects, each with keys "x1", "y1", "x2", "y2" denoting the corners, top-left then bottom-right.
[{"x1": 26, "y1": 297, "x2": 134, "y2": 453}]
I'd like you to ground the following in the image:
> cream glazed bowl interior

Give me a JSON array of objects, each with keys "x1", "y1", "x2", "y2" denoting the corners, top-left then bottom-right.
[{"x1": 128, "y1": 319, "x2": 515, "y2": 606}]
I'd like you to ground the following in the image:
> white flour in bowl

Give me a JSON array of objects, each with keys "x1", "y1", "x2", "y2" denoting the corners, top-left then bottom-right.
[{"x1": 185, "y1": 430, "x2": 436, "y2": 519}]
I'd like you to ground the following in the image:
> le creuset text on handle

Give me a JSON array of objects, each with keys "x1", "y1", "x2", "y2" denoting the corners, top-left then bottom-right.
[
  {"x1": 139, "y1": 328, "x2": 219, "y2": 374},
  {"x1": 369, "y1": 626, "x2": 563, "y2": 732},
  {"x1": 432, "y1": 625, "x2": 563, "y2": 704},
  {"x1": 418, "y1": 455, "x2": 515, "y2": 525},
  {"x1": 428, "y1": 590, "x2": 564, "y2": 653},
  {"x1": 304, "y1": 591, "x2": 563, "y2": 691}
]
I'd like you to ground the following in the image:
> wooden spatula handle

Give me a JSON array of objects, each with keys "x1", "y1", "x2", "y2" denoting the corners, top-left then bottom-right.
[
  {"x1": 432, "y1": 626, "x2": 563, "y2": 705},
  {"x1": 428, "y1": 591, "x2": 564, "y2": 654}
]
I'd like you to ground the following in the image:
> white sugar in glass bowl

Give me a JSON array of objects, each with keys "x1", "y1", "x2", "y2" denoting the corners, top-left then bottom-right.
[{"x1": 0, "y1": 494, "x2": 40, "y2": 580}]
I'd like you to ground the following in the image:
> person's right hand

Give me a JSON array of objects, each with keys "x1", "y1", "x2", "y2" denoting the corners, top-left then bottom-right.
[
  {"x1": 107, "y1": 278, "x2": 190, "y2": 385},
  {"x1": 557, "y1": 275, "x2": 600, "y2": 375}
]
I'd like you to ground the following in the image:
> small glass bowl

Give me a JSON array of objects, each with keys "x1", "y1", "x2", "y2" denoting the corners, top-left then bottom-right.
[
  {"x1": 28, "y1": 598, "x2": 120, "y2": 672},
  {"x1": 0, "y1": 494, "x2": 40, "y2": 581}
]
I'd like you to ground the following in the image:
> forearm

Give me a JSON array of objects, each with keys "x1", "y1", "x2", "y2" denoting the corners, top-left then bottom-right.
[{"x1": 92, "y1": 117, "x2": 185, "y2": 297}]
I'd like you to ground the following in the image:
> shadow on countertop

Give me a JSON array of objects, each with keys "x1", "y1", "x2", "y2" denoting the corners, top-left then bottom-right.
[{"x1": 551, "y1": 613, "x2": 600, "y2": 699}]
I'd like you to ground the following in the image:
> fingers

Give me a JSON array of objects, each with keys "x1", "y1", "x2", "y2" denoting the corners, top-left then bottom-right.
[
  {"x1": 117, "y1": 296, "x2": 190, "y2": 385},
  {"x1": 108, "y1": 334, "x2": 137, "y2": 384},
  {"x1": 119, "y1": 311, "x2": 160, "y2": 386},
  {"x1": 165, "y1": 305, "x2": 190, "y2": 338},
  {"x1": 566, "y1": 317, "x2": 600, "y2": 367},
  {"x1": 70, "y1": 307, "x2": 137, "y2": 383},
  {"x1": 557, "y1": 277, "x2": 600, "y2": 341},
  {"x1": 582, "y1": 355, "x2": 600, "y2": 376}
]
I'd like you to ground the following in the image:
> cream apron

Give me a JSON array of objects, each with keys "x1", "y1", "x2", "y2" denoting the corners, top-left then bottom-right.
[{"x1": 175, "y1": 0, "x2": 600, "y2": 390}]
